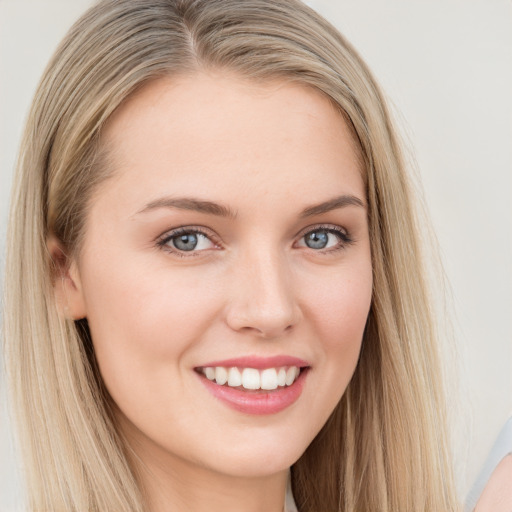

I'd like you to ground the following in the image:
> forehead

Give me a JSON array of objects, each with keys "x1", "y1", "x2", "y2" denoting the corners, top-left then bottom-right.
[{"x1": 95, "y1": 72, "x2": 365, "y2": 216}]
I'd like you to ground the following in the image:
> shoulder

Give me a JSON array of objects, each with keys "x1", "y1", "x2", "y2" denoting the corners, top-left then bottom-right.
[
  {"x1": 467, "y1": 415, "x2": 512, "y2": 512},
  {"x1": 474, "y1": 454, "x2": 512, "y2": 512}
]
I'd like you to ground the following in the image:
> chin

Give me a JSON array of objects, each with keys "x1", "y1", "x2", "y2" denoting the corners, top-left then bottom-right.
[{"x1": 200, "y1": 433, "x2": 309, "y2": 478}]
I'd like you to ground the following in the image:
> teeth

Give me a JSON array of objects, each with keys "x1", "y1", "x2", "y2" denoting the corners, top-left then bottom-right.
[
  {"x1": 215, "y1": 367, "x2": 228, "y2": 385},
  {"x1": 201, "y1": 366, "x2": 302, "y2": 390},
  {"x1": 242, "y1": 368, "x2": 260, "y2": 389},
  {"x1": 227, "y1": 367, "x2": 242, "y2": 387},
  {"x1": 277, "y1": 367, "x2": 286, "y2": 387},
  {"x1": 285, "y1": 367, "x2": 298, "y2": 386},
  {"x1": 261, "y1": 368, "x2": 278, "y2": 390}
]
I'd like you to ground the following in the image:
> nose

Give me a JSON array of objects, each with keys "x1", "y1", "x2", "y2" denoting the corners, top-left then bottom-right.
[{"x1": 225, "y1": 247, "x2": 302, "y2": 339}]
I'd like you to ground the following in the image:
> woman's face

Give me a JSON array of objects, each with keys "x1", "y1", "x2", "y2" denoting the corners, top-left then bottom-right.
[{"x1": 65, "y1": 73, "x2": 372, "y2": 479}]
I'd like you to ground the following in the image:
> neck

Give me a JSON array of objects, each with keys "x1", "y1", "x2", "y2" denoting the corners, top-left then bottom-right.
[
  {"x1": 121, "y1": 421, "x2": 288, "y2": 512},
  {"x1": 143, "y1": 462, "x2": 288, "y2": 512}
]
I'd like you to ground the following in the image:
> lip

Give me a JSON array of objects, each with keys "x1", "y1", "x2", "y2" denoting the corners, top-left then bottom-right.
[
  {"x1": 197, "y1": 355, "x2": 310, "y2": 370},
  {"x1": 194, "y1": 355, "x2": 311, "y2": 415},
  {"x1": 196, "y1": 368, "x2": 309, "y2": 415}
]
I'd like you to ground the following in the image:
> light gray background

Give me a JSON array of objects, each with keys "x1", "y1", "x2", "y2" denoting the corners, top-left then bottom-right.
[{"x1": 1, "y1": 1, "x2": 511, "y2": 510}]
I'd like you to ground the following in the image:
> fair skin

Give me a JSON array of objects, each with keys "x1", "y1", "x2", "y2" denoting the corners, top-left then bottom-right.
[
  {"x1": 475, "y1": 455, "x2": 512, "y2": 512},
  {"x1": 53, "y1": 73, "x2": 372, "y2": 512}
]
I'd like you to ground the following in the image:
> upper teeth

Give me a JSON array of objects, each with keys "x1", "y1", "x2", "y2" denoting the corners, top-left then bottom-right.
[{"x1": 201, "y1": 366, "x2": 301, "y2": 390}]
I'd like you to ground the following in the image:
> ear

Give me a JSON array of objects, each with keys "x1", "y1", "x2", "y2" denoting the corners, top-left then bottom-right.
[{"x1": 47, "y1": 235, "x2": 87, "y2": 320}]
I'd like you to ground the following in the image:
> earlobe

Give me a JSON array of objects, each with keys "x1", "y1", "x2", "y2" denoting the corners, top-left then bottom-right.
[{"x1": 47, "y1": 235, "x2": 87, "y2": 320}]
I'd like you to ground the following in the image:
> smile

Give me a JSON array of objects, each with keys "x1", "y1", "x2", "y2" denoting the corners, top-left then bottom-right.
[
  {"x1": 198, "y1": 366, "x2": 301, "y2": 390},
  {"x1": 195, "y1": 356, "x2": 310, "y2": 415}
]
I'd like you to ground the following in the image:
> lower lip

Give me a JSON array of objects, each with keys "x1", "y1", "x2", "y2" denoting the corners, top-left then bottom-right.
[{"x1": 197, "y1": 369, "x2": 308, "y2": 415}]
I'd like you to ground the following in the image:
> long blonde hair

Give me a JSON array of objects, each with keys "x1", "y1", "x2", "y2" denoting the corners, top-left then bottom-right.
[{"x1": 4, "y1": 0, "x2": 459, "y2": 510}]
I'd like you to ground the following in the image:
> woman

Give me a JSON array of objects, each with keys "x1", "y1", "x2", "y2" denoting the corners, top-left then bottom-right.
[{"x1": 3, "y1": 0, "x2": 460, "y2": 510}]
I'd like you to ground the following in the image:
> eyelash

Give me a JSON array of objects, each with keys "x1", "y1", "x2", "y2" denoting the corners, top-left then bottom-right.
[
  {"x1": 296, "y1": 224, "x2": 354, "y2": 254},
  {"x1": 156, "y1": 224, "x2": 354, "y2": 257},
  {"x1": 156, "y1": 226, "x2": 218, "y2": 258}
]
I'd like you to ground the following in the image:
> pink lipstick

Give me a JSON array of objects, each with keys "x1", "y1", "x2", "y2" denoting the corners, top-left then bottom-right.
[{"x1": 195, "y1": 355, "x2": 310, "y2": 415}]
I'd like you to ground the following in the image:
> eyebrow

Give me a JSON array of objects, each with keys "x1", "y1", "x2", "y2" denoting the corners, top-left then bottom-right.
[
  {"x1": 299, "y1": 194, "x2": 366, "y2": 217},
  {"x1": 135, "y1": 194, "x2": 365, "y2": 218},
  {"x1": 136, "y1": 197, "x2": 237, "y2": 218}
]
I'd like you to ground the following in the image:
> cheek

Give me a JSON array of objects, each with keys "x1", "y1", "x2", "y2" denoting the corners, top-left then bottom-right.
[
  {"x1": 79, "y1": 250, "x2": 223, "y2": 397},
  {"x1": 309, "y1": 263, "x2": 372, "y2": 347},
  {"x1": 303, "y1": 260, "x2": 372, "y2": 400}
]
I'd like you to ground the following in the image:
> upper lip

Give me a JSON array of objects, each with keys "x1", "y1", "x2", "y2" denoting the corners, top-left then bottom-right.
[{"x1": 196, "y1": 355, "x2": 310, "y2": 370}]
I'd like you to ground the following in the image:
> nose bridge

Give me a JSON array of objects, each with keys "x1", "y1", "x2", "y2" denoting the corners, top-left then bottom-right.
[{"x1": 226, "y1": 242, "x2": 300, "y2": 337}]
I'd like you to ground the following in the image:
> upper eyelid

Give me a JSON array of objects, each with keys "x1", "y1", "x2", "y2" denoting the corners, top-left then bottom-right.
[
  {"x1": 295, "y1": 223, "x2": 349, "y2": 239},
  {"x1": 156, "y1": 225, "x2": 216, "y2": 242},
  {"x1": 157, "y1": 223, "x2": 347, "y2": 238}
]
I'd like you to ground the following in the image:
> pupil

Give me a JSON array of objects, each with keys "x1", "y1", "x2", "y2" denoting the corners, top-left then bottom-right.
[
  {"x1": 174, "y1": 233, "x2": 198, "y2": 251},
  {"x1": 306, "y1": 231, "x2": 328, "y2": 249}
]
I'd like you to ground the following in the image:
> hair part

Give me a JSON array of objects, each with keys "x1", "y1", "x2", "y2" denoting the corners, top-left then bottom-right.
[{"x1": 4, "y1": 0, "x2": 459, "y2": 510}]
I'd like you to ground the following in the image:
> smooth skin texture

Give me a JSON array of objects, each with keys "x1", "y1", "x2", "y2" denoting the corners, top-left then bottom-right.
[
  {"x1": 54, "y1": 73, "x2": 373, "y2": 512},
  {"x1": 474, "y1": 455, "x2": 512, "y2": 512}
]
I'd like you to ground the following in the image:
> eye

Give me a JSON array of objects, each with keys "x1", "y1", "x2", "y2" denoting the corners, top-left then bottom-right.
[
  {"x1": 157, "y1": 228, "x2": 216, "y2": 254},
  {"x1": 296, "y1": 226, "x2": 352, "y2": 251}
]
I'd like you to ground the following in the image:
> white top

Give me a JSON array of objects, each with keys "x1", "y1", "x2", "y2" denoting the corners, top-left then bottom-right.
[
  {"x1": 284, "y1": 471, "x2": 299, "y2": 512},
  {"x1": 464, "y1": 415, "x2": 512, "y2": 511}
]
